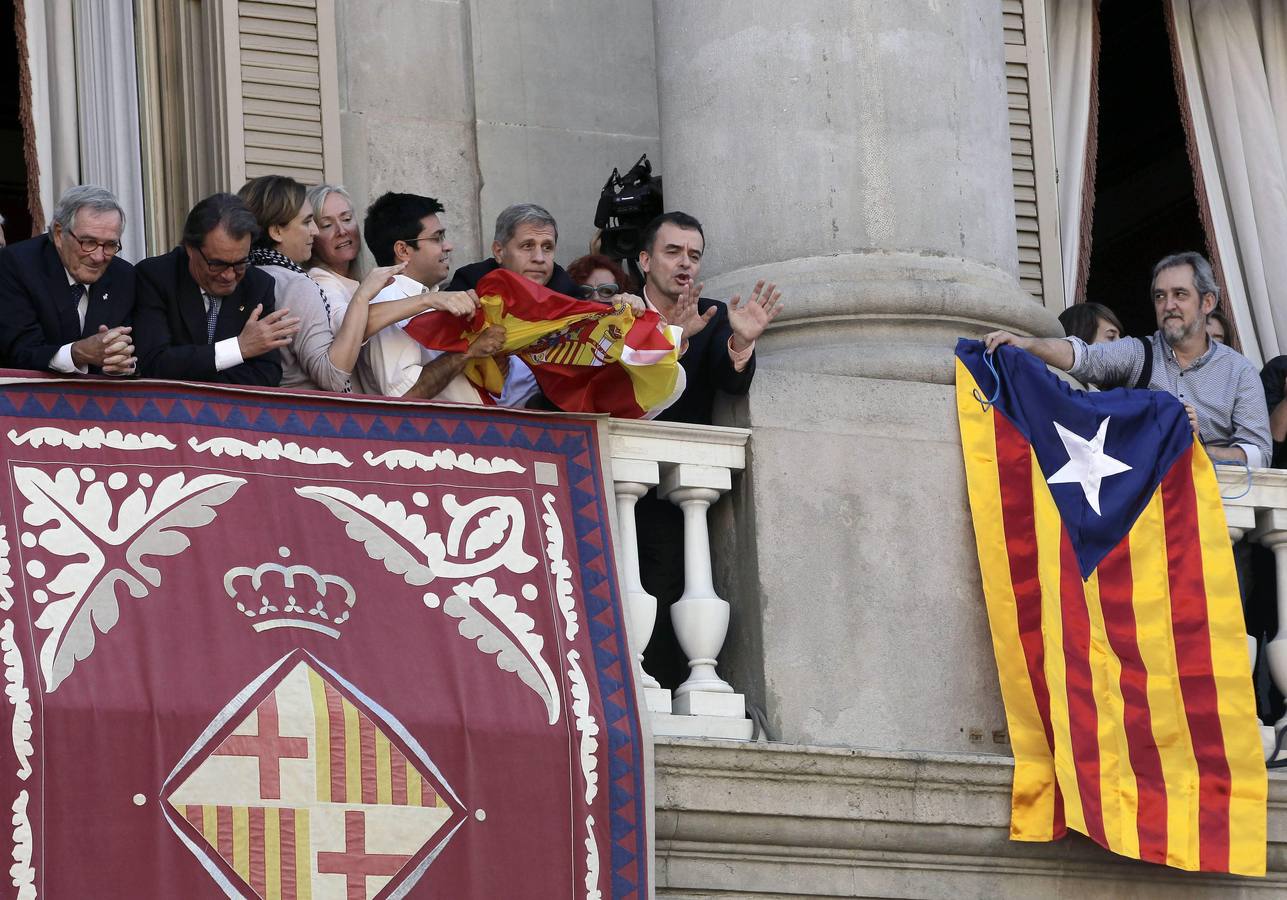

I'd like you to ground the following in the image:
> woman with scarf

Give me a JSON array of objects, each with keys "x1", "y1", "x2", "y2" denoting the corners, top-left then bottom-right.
[{"x1": 237, "y1": 176, "x2": 473, "y2": 392}]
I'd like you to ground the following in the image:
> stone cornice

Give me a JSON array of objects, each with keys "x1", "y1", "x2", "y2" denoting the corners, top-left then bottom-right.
[{"x1": 655, "y1": 739, "x2": 1287, "y2": 895}]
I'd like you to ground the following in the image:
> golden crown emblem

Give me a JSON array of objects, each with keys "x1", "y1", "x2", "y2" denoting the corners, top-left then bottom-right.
[{"x1": 223, "y1": 547, "x2": 356, "y2": 639}]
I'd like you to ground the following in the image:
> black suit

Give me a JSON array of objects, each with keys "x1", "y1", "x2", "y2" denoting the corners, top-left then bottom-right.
[
  {"x1": 445, "y1": 258, "x2": 581, "y2": 298},
  {"x1": 0, "y1": 233, "x2": 135, "y2": 372},
  {"x1": 658, "y1": 297, "x2": 755, "y2": 426},
  {"x1": 134, "y1": 246, "x2": 282, "y2": 385}
]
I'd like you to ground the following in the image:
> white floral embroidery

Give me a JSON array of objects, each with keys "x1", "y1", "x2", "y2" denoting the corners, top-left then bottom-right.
[
  {"x1": 0, "y1": 622, "x2": 31, "y2": 781},
  {"x1": 8, "y1": 426, "x2": 175, "y2": 451},
  {"x1": 567, "y1": 650, "x2": 599, "y2": 805},
  {"x1": 543, "y1": 493, "x2": 578, "y2": 641},
  {"x1": 363, "y1": 448, "x2": 525, "y2": 475},
  {"x1": 584, "y1": 814, "x2": 602, "y2": 900},
  {"x1": 187, "y1": 436, "x2": 351, "y2": 467},
  {"x1": 9, "y1": 790, "x2": 34, "y2": 900}
]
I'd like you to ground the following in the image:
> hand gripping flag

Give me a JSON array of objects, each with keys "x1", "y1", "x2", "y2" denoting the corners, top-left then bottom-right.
[
  {"x1": 955, "y1": 338, "x2": 1267, "y2": 875},
  {"x1": 403, "y1": 268, "x2": 683, "y2": 418}
]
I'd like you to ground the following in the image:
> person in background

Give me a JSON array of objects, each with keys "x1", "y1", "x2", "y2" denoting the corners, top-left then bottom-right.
[
  {"x1": 357, "y1": 191, "x2": 491, "y2": 400},
  {"x1": 566, "y1": 253, "x2": 636, "y2": 302},
  {"x1": 135, "y1": 193, "x2": 297, "y2": 385},
  {"x1": 986, "y1": 251, "x2": 1269, "y2": 467},
  {"x1": 1207, "y1": 308, "x2": 1233, "y2": 345},
  {"x1": 302, "y1": 182, "x2": 479, "y2": 395},
  {"x1": 0, "y1": 185, "x2": 135, "y2": 375},
  {"x1": 1057, "y1": 301, "x2": 1122, "y2": 344},
  {"x1": 445, "y1": 203, "x2": 580, "y2": 296}
]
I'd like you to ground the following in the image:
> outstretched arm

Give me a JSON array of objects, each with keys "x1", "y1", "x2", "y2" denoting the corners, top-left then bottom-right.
[{"x1": 983, "y1": 331, "x2": 1075, "y2": 371}]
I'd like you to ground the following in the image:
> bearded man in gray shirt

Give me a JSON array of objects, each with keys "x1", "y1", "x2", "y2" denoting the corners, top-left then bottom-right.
[{"x1": 985, "y1": 251, "x2": 1270, "y2": 468}]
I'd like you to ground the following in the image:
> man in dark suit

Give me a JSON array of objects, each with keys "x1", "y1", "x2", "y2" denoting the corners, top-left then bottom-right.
[
  {"x1": 444, "y1": 202, "x2": 580, "y2": 297},
  {"x1": 633, "y1": 210, "x2": 783, "y2": 686},
  {"x1": 637, "y1": 211, "x2": 782, "y2": 425},
  {"x1": 0, "y1": 185, "x2": 136, "y2": 375},
  {"x1": 135, "y1": 193, "x2": 299, "y2": 385}
]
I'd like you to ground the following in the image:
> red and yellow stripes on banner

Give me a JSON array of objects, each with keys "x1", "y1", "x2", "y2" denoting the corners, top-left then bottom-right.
[
  {"x1": 307, "y1": 667, "x2": 446, "y2": 809},
  {"x1": 177, "y1": 805, "x2": 311, "y2": 900},
  {"x1": 955, "y1": 359, "x2": 1266, "y2": 875}
]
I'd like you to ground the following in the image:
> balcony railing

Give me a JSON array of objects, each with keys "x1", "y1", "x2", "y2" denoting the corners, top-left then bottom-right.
[
  {"x1": 607, "y1": 428, "x2": 1287, "y2": 755},
  {"x1": 606, "y1": 419, "x2": 755, "y2": 740},
  {"x1": 1218, "y1": 465, "x2": 1287, "y2": 762}
]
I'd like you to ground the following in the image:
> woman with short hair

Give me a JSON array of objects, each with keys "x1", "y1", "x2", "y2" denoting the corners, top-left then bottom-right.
[
  {"x1": 1058, "y1": 302, "x2": 1123, "y2": 345},
  {"x1": 239, "y1": 176, "x2": 470, "y2": 392}
]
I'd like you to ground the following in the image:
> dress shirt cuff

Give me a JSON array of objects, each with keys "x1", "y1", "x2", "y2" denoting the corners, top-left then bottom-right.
[
  {"x1": 1236, "y1": 443, "x2": 1264, "y2": 470},
  {"x1": 214, "y1": 337, "x2": 244, "y2": 372},
  {"x1": 50, "y1": 343, "x2": 87, "y2": 375},
  {"x1": 1066, "y1": 335, "x2": 1087, "y2": 372},
  {"x1": 727, "y1": 336, "x2": 755, "y2": 373}
]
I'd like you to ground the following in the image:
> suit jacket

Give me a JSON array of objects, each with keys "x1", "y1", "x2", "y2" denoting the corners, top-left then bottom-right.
[
  {"x1": 0, "y1": 233, "x2": 135, "y2": 372},
  {"x1": 444, "y1": 258, "x2": 581, "y2": 298},
  {"x1": 657, "y1": 297, "x2": 755, "y2": 425},
  {"x1": 134, "y1": 246, "x2": 282, "y2": 385}
]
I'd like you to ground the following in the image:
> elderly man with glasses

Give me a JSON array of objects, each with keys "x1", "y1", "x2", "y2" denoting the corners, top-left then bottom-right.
[
  {"x1": 134, "y1": 193, "x2": 300, "y2": 385},
  {"x1": 0, "y1": 185, "x2": 137, "y2": 374}
]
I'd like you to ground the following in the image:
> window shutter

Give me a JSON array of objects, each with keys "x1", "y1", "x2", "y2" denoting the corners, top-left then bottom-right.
[
  {"x1": 235, "y1": 0, "x2": 342, "y2": 185},
  {"x1": 1004, "y1": 0, "x2": 1065, "y2": 309}
]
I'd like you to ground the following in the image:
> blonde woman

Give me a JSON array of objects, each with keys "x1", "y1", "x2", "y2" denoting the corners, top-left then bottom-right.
[
  {"x1": 303, "y1": 182, "x2": 475, "y2": 393},
  {"x1": 238, "y1": 176, "x2": 473, "y2": 392}
]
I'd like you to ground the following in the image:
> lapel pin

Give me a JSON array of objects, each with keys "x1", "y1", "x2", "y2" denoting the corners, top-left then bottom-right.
[{"x1": 239, "y1": 305, "x2": 245, "y2": 312}]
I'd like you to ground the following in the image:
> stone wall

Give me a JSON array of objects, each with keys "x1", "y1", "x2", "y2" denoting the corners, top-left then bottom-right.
[{"x1": 335, "y1": 0, "x2": 659, "y2": 269}]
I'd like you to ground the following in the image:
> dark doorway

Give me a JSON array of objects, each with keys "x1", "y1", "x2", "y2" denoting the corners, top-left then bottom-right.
[
  {"x1": 1082, "y1": 1, "x2": 1210, "y2": 340},
  {"x1": 1, "y1": 0, "x2": 34, "y2": 243}
]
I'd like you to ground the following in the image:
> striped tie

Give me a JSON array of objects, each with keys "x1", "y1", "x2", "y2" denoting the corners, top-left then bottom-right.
[{"x1": 205, "y1": 295, "x2": 221, "y2": 344}]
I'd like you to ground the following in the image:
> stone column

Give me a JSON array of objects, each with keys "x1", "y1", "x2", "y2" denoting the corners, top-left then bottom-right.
[{"x1": 653, "y1": 0, "x2": 1062, "y2": 752}]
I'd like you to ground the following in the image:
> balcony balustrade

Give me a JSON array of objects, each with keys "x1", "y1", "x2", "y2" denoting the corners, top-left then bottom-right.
[
  {"x1": 1220, "y1": 465, "x2": 1287, "y2": 763},
  {"x1": 606, "y1": 426, "x2": 1287, "y2": 759},
  {"x1": 606, "y1": 419, "x2": 755, "y2": 741}
]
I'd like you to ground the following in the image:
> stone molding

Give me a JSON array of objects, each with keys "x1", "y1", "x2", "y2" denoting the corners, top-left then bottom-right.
[
  {"x1": 698, "y1": 250, "x2": 1063, "y2": 385},
  {"x1": 654, "y1": 738, "x2": 1287, "y2": 897}
]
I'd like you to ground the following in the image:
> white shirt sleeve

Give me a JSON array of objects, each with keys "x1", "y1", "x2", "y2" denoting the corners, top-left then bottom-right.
[
  {"x1": 49, "y1": 343, "x2": 88, "y2": 374},
  {"x1": 213, "y1": 337, "x2": 244, "y2": 372}
]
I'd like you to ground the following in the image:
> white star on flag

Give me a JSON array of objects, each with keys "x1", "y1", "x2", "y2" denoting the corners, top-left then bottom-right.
[{"x1": 1047, "y1": 417, "x2": 1132, "y2": 515}]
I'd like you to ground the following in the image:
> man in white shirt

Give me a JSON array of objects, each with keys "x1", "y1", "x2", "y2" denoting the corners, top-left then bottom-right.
[
  {"x1": 357, "y1": 192, "x2": 515, "y2": 401},
  {"x1": 0, "y1": 185, "x2": 137, "y2": 375}
]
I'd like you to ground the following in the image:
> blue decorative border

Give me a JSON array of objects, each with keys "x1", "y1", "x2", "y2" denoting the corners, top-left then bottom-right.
[{"x1": 0, "y1": 380, "x2": 647, "y2": 898}]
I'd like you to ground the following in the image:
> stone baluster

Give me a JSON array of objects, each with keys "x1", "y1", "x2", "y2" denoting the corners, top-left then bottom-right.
[
  {"x1": 1226, "y1": 506, "x2": 1276, "y2": 761},
  {"x1": 658, "y1": 463, "x2": 750, "y2": 738},
  {"x1": 611, "y1": 459, "x2": 672, "y2": 714},
  {"x1": 1253, "y1": 509, "x2": 1287, "y2": 763}
]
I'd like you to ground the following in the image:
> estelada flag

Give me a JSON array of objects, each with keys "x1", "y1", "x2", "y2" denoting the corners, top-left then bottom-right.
[
  {"x1": 955, "y1": 338, "x2": 1267, "y2": 875},
  {"x1": 403, "y1": 268, "x2": 682, "y2": 418}
]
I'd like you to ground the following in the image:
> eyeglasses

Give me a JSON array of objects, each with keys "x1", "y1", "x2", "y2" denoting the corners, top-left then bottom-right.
[
  {"x1": 195, "y1": 245, "x2": 251, "y2": 275},
  {"x1": 578, "y1": 283, "x2": 619, "y2": 300},
  {"x1": 65, "y1": 228, "x2": 122, "y2": 257},
  {"x1": 401, "y1": 233, "x2": 443, "y2": 247}
]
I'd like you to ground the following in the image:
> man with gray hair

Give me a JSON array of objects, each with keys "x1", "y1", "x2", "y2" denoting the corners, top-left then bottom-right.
[
  {"x1": 444, "y1": 202, "x2": 580, "y2": 296},
  {"x1": 986, "y1": 250, "x2": 1270, "y2": 467},
  {"x1": 0, "y1": 185, "x2": 136, "y2": 375}
]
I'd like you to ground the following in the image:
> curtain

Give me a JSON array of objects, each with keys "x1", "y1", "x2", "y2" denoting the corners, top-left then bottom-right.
[
  {"x1": 1048, "y1": 0, "x2": 1099, "y2": 307},
  {"x1": 1169, "y1": 0, "x2": 1287, "y2": 367},
  {"x1": 21, "y1": 0, "x2": 146, "y2": 261}
]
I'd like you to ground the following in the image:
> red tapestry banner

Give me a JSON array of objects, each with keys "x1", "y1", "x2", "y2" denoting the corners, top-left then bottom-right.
[{"x1": 0, "y1": 373, "x2": 648, "y2": 898}]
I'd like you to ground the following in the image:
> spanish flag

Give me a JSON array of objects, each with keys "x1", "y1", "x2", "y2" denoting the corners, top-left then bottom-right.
[
  {"x1": 955, "y1": 338, "x2": 1266, "y2": 875},
  {"x1": 403, "y1": 268, "x2": 682, "y2": 418}
]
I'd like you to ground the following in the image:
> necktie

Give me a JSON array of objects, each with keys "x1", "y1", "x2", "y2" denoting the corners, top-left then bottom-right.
[
  {"x1": 205, "y1": 295, "x2": 221, "y2": 344},
  {"x1": 69, "y1": 283, "x2": 85, "y2": 329}
]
